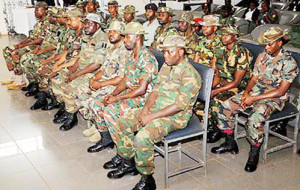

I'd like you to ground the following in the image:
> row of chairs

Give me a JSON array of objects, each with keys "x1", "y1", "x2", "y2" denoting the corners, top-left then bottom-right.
[{"x1": 150, "y1": 39, "x2": 300, "y2": 188}]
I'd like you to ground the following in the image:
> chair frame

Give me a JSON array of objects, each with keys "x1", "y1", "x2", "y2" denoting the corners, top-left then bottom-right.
[{"x1": 154, "y1": 61, "x2": 214, "y2": 189}]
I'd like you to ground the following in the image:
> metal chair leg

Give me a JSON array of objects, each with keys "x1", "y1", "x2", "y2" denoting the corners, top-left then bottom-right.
[
  {"x1": 164, "y1": 141, "x2": 169, "y2": 189},
  {"x1": 87, "y1": 120, "x2": 91, "y2": 129},
  {"x1": 178, "y1": 142, "x2": 182, "y2": 165},
  {"x1": 234, "y1": 115, "x2": 238, "y2": 141},
  {"x1": 263, "y1": 122, "x2": 270, "y2": 163},
  {"x1": 202, "y1": 132, "x2": 207, "y2": 176},
  {"x1": 293, "y1": 115, "x2": 299, "y2": 154}
]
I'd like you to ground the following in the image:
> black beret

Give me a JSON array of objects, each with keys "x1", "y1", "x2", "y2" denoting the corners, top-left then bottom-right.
[{"x1": 145, "y1": 3, "x2": 158, "y2": 11}]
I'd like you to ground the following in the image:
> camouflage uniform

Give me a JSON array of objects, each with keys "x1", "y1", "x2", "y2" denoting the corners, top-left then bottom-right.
[
  {"x1": 218, "y1": 50, "x2": 298, "y2": 145},
  {"x1": 90, "y1": 46, "x2": 158, "y2": 133},
  {"x1": 110, "y1": 57, "x2": 202, "y2": 175},
  {"x1": 77, "y1": 42, "x2": 127, "y2": 119},
  {"x1": 257, "y1": 8, "x2": 279, "y2": 25}
]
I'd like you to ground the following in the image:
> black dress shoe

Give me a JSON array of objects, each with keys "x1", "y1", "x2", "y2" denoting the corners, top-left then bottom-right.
[
  {"x1": 53, "y1": 111, "x2": 68, "y2": 124},
  {"x1": 21, "y1": 82, "x2": 33, "y2": 91},
  {"x1": 30, "y1": 93, "x2": 48, "y2": 110},
  {"x1": 244, "y1": 145, "x2": 260, "y2": 172},
  {"x1": 211, "y1": 133, "x2": 239, "y2": 154},
  {"x1": 107, "y1": 158, "x2": 139, "y2": 179},
  {"x1": 87, "y1": 132, "x2": 114, "y2": 153},
  {"x1": 270, "y1": 119, "x2": 288, "y2": 136},
  {"x1": 207, "y1": 130, "x2": 224, "y2": 143},
  {"x1": 59, "y1": 113, "x2": 78, "y2": 131},
  {"x1": 103, "y1": 154, "x2": 123, "y2": 170},
  {"x1": 54, "y1": 107, "x2": 66, "y2": 119},
  {"x1": 25, "y1": 83, "x2": 39, "y2": 97},
  {"x1": 132, "y1": 175, "x2": 156, "y2": 190}
]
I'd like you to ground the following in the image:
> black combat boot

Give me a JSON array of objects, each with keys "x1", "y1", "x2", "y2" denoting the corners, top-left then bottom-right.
[
  {"x1": 53, "y1": 104, "x2": 66, "y2": 119},
  {"x1": 132, "y1": 175, "x2": 156, "y2": 190},
  {"x1": 244, "y1": 145, "x2": 261, "y2": 172},
  {"x1": 270, "y1": 119, "x2": 288, "y2": 136},
  {"x1": 107, "y1": 158, "x2": 138, "y2": 179},
  {"x1": 25, "y1": 83, "x2": 39, "y2": 97},
  {"x1": 30, "y1": 92, "x2": 48, "y2": 110},
  {"x1": 42, "y1": 94, "x2": 60, "y2": 110},
  {"x1": 103, "y1": 154, "x2": 124, "y2": 170},
  {"x1": 53, "y1": 109, "x2": 68, "y2": 124},
  {"x1": 59, "y1": 112, "x2": 78, "y2": 131},
  {"x1": 211, "y1": 133, "x2": 239, "y2": 154},
  {"x1": 87, "y1": 132, "x2": 114, "y2": 153},
  {"x1": 21, "y1": 82, "x2": 34, "y2": 91},
  {"x1": 207, "y1": 126, "x2": 225, "y2": 143}
]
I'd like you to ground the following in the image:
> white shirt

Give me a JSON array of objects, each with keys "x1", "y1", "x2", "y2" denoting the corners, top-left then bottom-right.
[
  {"x1": 245, "y1": 8, "x2": 256, "y2": 21},
  {"x1": 143, "y1": 18, "x2": 160, "y2": 47}
]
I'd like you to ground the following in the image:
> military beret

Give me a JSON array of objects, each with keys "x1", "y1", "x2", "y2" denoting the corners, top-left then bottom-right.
[{"x1": 145, "y1": 3, "x2": 158, "y2": 11}]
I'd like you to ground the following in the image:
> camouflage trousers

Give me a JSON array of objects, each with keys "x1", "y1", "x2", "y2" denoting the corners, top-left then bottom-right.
[
  {"x1": 110, "y1": 107, "x2": 188, "y2": 175},
  {"x1": 2, "y1": 45, "x2": 36, "y2": 71},
  {"x1": 218, "y1": 92, "x2": 282, "y2": 145},
  {"x1": 194, "y1": 89, "x2": 237, "y2": 126},
  {"x1": 88, "y1": 91, "x2": 146, "y2": 133},
  {"x1": 75, "y1": 82, "x2": 116, "y2": 119}
]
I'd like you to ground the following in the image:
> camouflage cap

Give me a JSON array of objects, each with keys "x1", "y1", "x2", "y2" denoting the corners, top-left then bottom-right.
[
  {"x1": 121, "y1": 5, "x2": 138, "y2": 13},
  {"x1": 178, "y1": 11, "x2": 193, "y2": 24},
  {"x1": 34, "y1": 1, "x2": 48, "y2": 9},
  {"x1": 200, "y1": 15, "x2": 221, "y2": 26},
  {"x1": 157, "y1": 7, "x2": 174, "y2": 16},
  {"x1": 105, "y1": 20, "x2": 125, "y2": 33},
  {"x1": 76, "y1": 1, "x2": 85, "y2": 8},
  {"x1": 64, "y1": 9, "x2": 84, "y2": 18},
  {"x1": 83, "y1": 13, "x2": 102, "y2": 24},
  {"x1": 220, "y1": 24, "x2": 239, "y2": 35},
  {"x1": 258, "y1": 26, "x2": 288, "y2": 45},
  {"x1": 123, "y1": 22, "x2": 145, "y2": 35},
  {"x1": 106, "y1": 0, "x2": 120, "y2": 7},
  {"x1": 159, "y1": 35, "x2": 187, "y2": 49}
]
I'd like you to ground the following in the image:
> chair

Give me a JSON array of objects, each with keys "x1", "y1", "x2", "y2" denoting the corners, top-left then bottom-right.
[
  {"x1": 151, "y1": 49, "x2": 165, "y2": 71},
  {"x1": 154, "y1": 60, "x2": 214, "y2": 188},
  {"x1": 233, "y1": 43, "x2": 300, "y2": 163}
]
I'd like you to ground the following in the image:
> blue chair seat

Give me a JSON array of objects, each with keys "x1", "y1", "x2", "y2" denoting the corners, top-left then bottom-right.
[
  {"x1": 241, "y1": 102, "x2": 299, "y2": 121},
  {"x1": 165, "y1": 114, "x2": 204, "y2": 141}
]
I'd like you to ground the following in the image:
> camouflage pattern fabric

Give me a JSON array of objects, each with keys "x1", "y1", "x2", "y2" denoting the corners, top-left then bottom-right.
[
  {"x1": 152, "y1": 25, "x2": 177, "y2": 50},
  {"x1": 217, "y1": 50, "x2": 298, "y2": 145},
  {"x1": 219, "y1": 16, "x2": 235, "y2": 25},
  {"x1": 106, "y1": 14, "x2": 123, "y2": 28},
  {"x1": 257, "y1": 8, "x2": 279, "y2": 25},
  {"x1": 90, "y1": 46, "x2": 158, "y2": 132},
  {"x1": 109, "y1": 59, "x2": 201, "y2": 175}
]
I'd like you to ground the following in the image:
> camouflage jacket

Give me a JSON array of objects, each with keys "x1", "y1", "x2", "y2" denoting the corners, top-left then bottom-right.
[
  {"x1": 251, "y1": 50, "x2": 299, "y2": 109},
  {"x1": 152, "y1": 58, "x2": 202, "y2": 126},
  {"x1": 106, "y1": 13, "x2": 123, "y2": 28},
  {"x1": 29, "y1": 16, "x2": 50, "y2": 40},
  {"x1": 125, "y1": 46, "x2": 158, "y2": 99},
  {"x1": 217, "y1": 42, "x2": 253, "y2": 91},
  {"x1": 257, "y1": 8, "x2": 279, "y2": 25},
  {"x1": 40, "y1": 23, "x2": 61, "y2": 48},
  {"x1": 152, "y1": 23, "x2": 177, "y2": 50},
  {"x1": 195, "y1": 34, "x2": 224, "y2": 66},
  {"x1": 219, "y1": 16, "x2": 236, "y2": 25}
]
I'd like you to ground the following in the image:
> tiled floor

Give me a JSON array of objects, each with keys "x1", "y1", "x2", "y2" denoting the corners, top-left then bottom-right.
[{"x1": 0, "y1": 35, "x2": 300, "y2": 190}]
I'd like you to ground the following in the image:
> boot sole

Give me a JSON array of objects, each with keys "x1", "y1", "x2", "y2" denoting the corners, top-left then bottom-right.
[{"x1": 107, "y1": 170, "x2": 139, "y2": 179}]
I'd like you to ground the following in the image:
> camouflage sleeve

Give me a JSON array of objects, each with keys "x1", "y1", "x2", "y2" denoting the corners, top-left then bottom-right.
[
  {"x1": 139, "y1": 53, "x2": 158, "y2": 83},
  {"x1": 176, "y1": 68, "x2": 202, "y2": 110},
  {"x1": 253, "y1": 53, "x2": 265, "y2": 76},
  {"x1": 282, "y1": 57, "x2": 299, "y2": 83},
  {"x1": 152, "y1": 64, "x2": 167, "y2": 93},
  {"x1": 117, "y1": 49, "x2": 128, "y2": 78},
  {"x1": 236, "y1": 46, "x2": 253, "y2": 70}
]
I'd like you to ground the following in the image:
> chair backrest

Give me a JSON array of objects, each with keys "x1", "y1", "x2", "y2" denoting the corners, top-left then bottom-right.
[
  {"x1": 278, "y1": 10, "x2": 300, "y2": 25},
  {"x1": 151, "y1": 49, "x2": 164, "y2": 71},
  {"x1": 233, "y1": 7, "x2": 247, "y2": 18},
  {"x1": 189, "y1": 60, "x2": 214, "y2": 103},
  {"x1": 250, "y1": 24, "x2": 291, "y2": 41}
]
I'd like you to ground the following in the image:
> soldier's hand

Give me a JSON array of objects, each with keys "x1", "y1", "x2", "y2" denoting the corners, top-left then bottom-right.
[
  {"x1": 104, "y1": 95, "x2": 119, "y2": 105},
  {"x1": 139, "y1": 114, "x2": 154, "y2": 126}
]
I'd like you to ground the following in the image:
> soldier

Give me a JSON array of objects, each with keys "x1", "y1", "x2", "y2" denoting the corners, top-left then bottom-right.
[
  {"x1": 121, "y1": 5, "x2": 138, "y2": 24},
  {"x1": 30, "y1": 9, "x2": 85, "y2": 111},
  {"x1": 2, "y1": 1, "x2": 49, "y2": 90},
  {"x1": 106, "y1": 0, "x2": 122, "y2": 27},
  {"x1": 219, "y1": 5, "x2": 235, "y2": 25},
  {"x1": 87, "y1": 22, "x2": 158, "y2": 153},
  {"x1": 211, "y1": 27, "x2": 299, "y2": 173},
  {"x1": 151, "y1": 7, "x2": 176, "y2": 50},
  {"x1": 143, "y1": 3, "x2": 159, "y2": 47},
  {"x1": 51, "y1": 20, "x2": 125, "y2": 132},
  {"x1": 193, "y1": 15, "x2": 223, "y2": 66},
  {"x1": 103, "y1": 35, "x2": 201, "y2": 190},
  {"x1": 257, "y1": 0, "x2": 278, "y2": 25},
  {"x1": 20, "y1": 7, "x2": 60, "y2": 97},
  {"x1": 207, "y1": 25, "x2": 253, "y2": 143}
]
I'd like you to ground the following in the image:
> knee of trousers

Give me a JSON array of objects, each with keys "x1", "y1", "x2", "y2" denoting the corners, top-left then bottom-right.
[
  {"x1": 247, "y1": 111, "x2": 264, "y2": 130},
  {"x1": 134, "y1": 128, "x2": 152, "y2": 150}
]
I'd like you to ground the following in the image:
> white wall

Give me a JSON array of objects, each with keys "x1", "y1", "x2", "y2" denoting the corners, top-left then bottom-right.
[{"x1": 0, "y1": 2, "x2": 8, "y2": 35}]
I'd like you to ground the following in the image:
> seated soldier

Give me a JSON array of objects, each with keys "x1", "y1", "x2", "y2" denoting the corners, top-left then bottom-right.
[
  {"x1": 86, "y1": 22, "x2": 158, "y2": 153},
  {"x1": 207, "y1": 24, "x2": 253, "y2": 143},
  {"x1": 121, "y1": 5, "x2": 138, "y2": 24},
  {"x1": 211, "y1": 27, "x2": 299, "y2": 173},
  {"x1": 2, "y1": 2, "x2": 49, "y2": 89},
  {"x1": 105, "y1": 0, "x2": 122, "y2": 27},
  {"x1": 257, "y1": 0, "x2": 278, "y2": 25},
  {"x1": 103, "y1": 35, "x2": 201, "y2": 190},
  {"x1": 219, "y1": 5, "x2": 235, "y2": 25},
  {"x1": 143, "y1": 3, "x2": 159, "y2": 47},
  {"x1": 151, "y1": 7, "x2": 176, "y2": 50}
]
